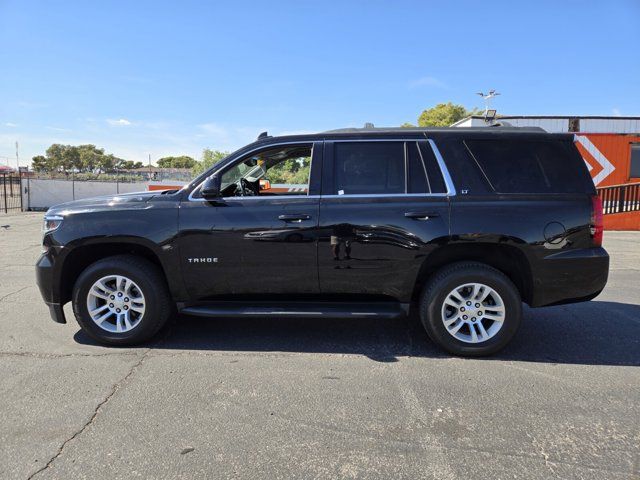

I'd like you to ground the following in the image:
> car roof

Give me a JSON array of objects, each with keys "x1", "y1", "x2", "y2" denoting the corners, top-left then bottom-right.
[{"x1": 246, "y1": 126, "x2": 565, "y2": 147}]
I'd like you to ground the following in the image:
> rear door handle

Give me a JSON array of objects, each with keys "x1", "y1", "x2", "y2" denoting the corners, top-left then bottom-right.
[
  {"x1": 404, "y1": 211, "x2": 440, "y2": 220},
  {"x1": 278, "y1": 214, "x2": 311, "y2": 222}
]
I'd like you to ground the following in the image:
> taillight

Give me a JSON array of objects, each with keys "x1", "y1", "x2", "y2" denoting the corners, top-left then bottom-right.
[{"x1": 590, "y1": 195, "x2": 603, "y2": 247}]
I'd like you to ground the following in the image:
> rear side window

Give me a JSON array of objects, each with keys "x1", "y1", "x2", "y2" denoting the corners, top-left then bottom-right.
[
  {"x1": 334, "y1": 141, "x2": 448, "y2": 195},
  {"x1": 334, "y1": 142, "x2": 405, "y2": 195},
  {"x1": 407, "y1": 142, "x2": 429, "y2": 193},
  {"x1": 419, "y1": 142, "x2": 447, "y2": 193},
  {"x1": 465, "y1": 139, "x2": 593, "y2": 194}
]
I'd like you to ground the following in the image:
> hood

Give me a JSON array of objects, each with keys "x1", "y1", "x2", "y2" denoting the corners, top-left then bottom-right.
[{"x1": 46, "y1": 191, "x2": 160, "y2": 216}]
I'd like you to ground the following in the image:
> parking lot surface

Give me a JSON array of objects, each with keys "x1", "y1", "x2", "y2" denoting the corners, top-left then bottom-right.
[{"x1": 1, "y1": 212, "x2": 638, "y2": 479}]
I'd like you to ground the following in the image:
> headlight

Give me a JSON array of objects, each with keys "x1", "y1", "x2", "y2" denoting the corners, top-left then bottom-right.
[{"x1": 43, "y1": 215, "x2": 64, "y2": 235}]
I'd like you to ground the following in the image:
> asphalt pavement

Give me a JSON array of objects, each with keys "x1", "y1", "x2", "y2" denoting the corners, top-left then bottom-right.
[{"x1": 1, "y1": 212, "x2": 638, "y2": 479}]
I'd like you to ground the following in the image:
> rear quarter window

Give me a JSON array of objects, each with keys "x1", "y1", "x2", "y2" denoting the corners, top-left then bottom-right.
[{"x1": 464, "y1": 139, "x2": 594, "y2": 194}]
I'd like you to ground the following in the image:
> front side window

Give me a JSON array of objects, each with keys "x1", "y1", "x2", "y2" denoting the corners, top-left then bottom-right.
[{"x1": 219, "y1": 144, "x2": 312, "y2": 197}]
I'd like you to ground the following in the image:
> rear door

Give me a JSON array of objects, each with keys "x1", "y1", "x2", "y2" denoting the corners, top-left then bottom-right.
[{"x1": 317, "y1": 138, "x2": 453, "y2": 302}]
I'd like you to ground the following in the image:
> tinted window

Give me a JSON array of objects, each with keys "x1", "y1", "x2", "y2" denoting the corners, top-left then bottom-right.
[
  {"x1": 631, "y1": 144, "x2": 640, "y2": 179},
  {"x1": 419, "y1": 142, "x2": 447, "y2": 193},
  {"x1": 465, "y1": 139, "x2": 593, "y2": 193},
  {"x1": 407, "y1": 142, "x2": 428, "y2": 193},
  {"x1": 436, "y1": 139, "x2": 491, "y2": 194},
  {"x1": 334, "y1": 142, "x2": 404, "y2": 195}
]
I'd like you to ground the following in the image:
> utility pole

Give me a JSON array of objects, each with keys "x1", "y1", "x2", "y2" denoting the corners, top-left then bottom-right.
[
  {"x1": 15, "y1": 142, "x2": 19, "y2": 171},
  {"x1": 148, "y1": 153, "x2": 152, "y2": 180}
]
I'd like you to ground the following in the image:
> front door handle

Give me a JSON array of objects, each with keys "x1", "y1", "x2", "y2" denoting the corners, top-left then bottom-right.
[
  {"x1": 404, "y1": 211, "x2": 440, "y2": 220},
  {"x1": 278, "y1": 214, "x2": 311, "y2": 223}
]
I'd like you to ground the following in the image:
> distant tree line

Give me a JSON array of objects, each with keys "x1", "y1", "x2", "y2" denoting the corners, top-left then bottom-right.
[
  {"x1": 31, "y1": 145, "x2": 230, "y2": 176},
  {"x1": 31, "y1": 144, "x2": 144, "y2": 173},
  {"x1": 156, "y1": 155, "x2": 197, "y2": 169}
]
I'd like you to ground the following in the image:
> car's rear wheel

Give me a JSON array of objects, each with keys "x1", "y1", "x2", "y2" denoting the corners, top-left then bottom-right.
[
  {"x1": 72, "y1": 255, "x2": 171, "y2": 346},
  {"x1": 419, "y1": 262, "x2": 522, "y2": 356}
]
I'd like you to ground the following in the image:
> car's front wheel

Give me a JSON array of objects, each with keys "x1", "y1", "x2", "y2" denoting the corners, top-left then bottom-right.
[
  {"x1": 72, "y1": 255, "x2": 171, "y2": 346},
  {"x1": 419, "y1": 262, "x2": 522, "y2": 356}
]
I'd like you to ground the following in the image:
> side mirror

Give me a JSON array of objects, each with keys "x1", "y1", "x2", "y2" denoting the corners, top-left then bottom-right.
[{"x1": 201, "y1": 174, "x2": 221, "y2": 199}]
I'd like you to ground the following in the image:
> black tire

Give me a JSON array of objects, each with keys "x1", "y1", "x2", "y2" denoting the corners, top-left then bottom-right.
[
  {"x1": 419, "y1": 262, "x2": 522, "y2": 357},
  {"x1": 72, "y1": 254, "x2": 172, "y2": 346}
]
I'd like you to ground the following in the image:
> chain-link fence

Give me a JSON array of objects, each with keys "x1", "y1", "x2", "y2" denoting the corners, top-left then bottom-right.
[{"x1": 28, "y1": 168, "x2": 193, "y2": 183}]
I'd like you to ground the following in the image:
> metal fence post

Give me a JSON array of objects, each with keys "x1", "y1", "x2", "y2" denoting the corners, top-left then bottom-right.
[
  {"x1": 2, "y1": 175, "x2": 7, "y2": 214},
  {"x1": 618, "y1": 186, "x2": 626, "y2": 213},
  {"x1": 18, "y1": 173, "x2": 23, "y2": 212}
]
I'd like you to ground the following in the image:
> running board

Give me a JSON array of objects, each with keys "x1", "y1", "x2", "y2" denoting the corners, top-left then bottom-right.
[{"x1": 179, "y1": 301, "x2": 408, "y2": 319}]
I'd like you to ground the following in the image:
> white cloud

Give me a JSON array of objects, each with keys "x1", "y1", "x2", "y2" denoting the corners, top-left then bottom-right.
[
  {"x1": 4, "y1": 122, "x2": 18, "y2": 127},
  {"x1": 45, "y1": 126, "x2": 71, "y2": 132},
  {"x1": 409, "y1": 76, "x2": 448, "y2": 89},
  {"x1": 106, "y1": 118, "x2": 132, "y2": 126},
  {"x1": 612, "y1": 108, "x2": 622, "y2": 117}
]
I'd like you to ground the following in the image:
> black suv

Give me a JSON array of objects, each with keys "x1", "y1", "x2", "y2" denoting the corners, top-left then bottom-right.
[{"x1": 36, "y1": 127, "x2": 609, "y2": 356}]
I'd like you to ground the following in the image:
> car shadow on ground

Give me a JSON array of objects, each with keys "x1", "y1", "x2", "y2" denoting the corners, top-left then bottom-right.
[{"x1": 74, "y1": 301, "x2": 640, "y2": 366}]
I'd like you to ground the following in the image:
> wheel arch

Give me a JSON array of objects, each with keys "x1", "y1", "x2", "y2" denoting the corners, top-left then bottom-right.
[
  {"x1": 57, "y1": 238, "x2": 178, "y2": 305},
  {"x1": 411, "y1": 242, "x2": 533, "y2": 305}
]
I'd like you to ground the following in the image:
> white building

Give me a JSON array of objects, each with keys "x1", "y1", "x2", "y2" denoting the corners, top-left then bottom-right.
[{"x1": 451, "y1": 115, "x2": 640, "y2": 134}]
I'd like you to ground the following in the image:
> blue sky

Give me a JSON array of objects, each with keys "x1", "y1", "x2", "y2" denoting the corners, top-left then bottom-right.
[{"x1": 1, "y1": 0, "x2": 639, "y2": 167}]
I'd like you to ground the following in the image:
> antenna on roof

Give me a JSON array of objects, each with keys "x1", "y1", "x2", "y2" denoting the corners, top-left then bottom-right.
[
  {"x1": 476, "y1": 90, "x2": 500, "y2": 119},
  {"x1": 257, "y1": 131, "x2": 270, "y2": 140}
]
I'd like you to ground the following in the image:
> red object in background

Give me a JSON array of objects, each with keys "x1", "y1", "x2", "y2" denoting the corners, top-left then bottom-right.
[
  {"x1": 148, "y1": 184, "x2": 183, "y2": 191},
  {"x1": 590, "y1": 195, "x2": 604, "y2": 246}
]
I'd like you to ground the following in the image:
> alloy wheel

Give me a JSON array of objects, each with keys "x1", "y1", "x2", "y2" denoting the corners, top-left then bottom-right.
[{"x1": 440, "y1": 282, "x2": 505, "y2": 343}]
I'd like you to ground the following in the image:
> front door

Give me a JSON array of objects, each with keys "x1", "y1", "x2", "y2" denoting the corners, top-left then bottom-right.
[
  {"x1": 318, "y1": 139, "x2": 452, "y2": 302},
  {"x1": 179, "y1": 142, "x2": 322, "y2": 301}
]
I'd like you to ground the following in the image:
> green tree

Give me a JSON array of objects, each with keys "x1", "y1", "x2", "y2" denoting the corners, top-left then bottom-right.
[
  {"x1": 157, "y1": 155, "x2": 196, "y2": 169},
  {"x1": 31, "y1": 155, "x2": 50, "y2": 172},
  {"x1": 77, "y1": 145, "x2": 104, "y2": 171},
  {"x1": 96, "y1": 153, "x2": 117, "y2": 173},
  {"x1": 45, "y1": 144, "x2": 69, "y2": 171},
  {"x1": 417, "y1": 102, "x2": 470, "y2": 127},
  {"x1": 192, "y1": 149, "x2": 229, "y2": 176},
  {"x1": 267, "y1": 158, "x2": 310, "y2": 184}
]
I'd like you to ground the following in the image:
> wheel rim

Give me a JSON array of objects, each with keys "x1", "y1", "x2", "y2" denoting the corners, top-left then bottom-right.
[
  {"x1": 86, "y1": 275, "x2": 146, "y2": 333},
  {"x1": 440, "y1": 282, "x2": 505, "y2": 344}
]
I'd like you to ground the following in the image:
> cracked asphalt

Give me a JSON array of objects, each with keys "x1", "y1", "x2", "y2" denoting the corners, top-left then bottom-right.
[{"x1": 1, "y1": 212, "x2": 639, "y2": 479}]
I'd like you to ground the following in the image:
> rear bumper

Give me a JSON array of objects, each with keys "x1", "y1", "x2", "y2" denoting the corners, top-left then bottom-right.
[
  {"x1": 36, "y1": 252, "x2": 67, "y2": 323},
  {"x1": 530, "y1": 247, "x2": 609, "y2": 307}
]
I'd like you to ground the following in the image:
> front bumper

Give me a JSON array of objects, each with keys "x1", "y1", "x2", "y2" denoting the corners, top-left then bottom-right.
[
  {"x1": 45, "y1": 302, "x2": 66, "y2": 324},
  {"x1": 530, "y1": 247, "x2": 609, "y2": 307},
  {"x1": 36, "y1": 252, "x2": 67, "y2": 323}
]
